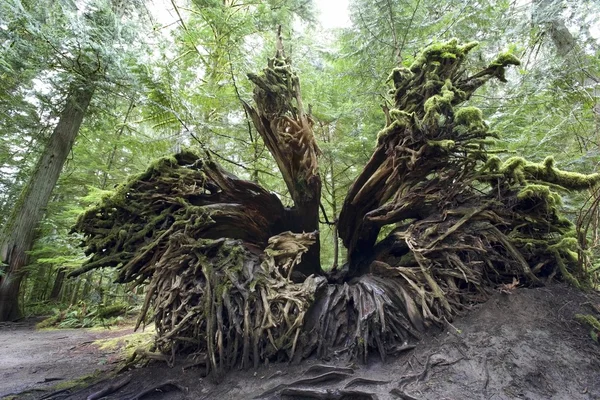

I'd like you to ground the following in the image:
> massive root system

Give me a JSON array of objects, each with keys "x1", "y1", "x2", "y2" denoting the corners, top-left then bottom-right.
[{"x1": 70, "y1": 38, "x2": 599, "y2": 376}]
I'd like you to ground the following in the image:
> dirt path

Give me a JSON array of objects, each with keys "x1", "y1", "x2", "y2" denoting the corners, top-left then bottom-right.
[
  {"x1": 0, "y1": 320, "x2": 134, "y2": 398},
  {"x1": 4, "y1": 284, "x2": 600, "y2": 400}
]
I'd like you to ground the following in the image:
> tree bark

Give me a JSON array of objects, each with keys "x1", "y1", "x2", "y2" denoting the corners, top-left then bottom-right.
[
  {"x1": 0, "y1": 83, "x2": 95, "y2": 321},
  {"x1": 243, "y1": 31, "x2": 323, "y2": 278},
  {"x1": 48, "y1": 268, "x2": 67, "y2": 301}
]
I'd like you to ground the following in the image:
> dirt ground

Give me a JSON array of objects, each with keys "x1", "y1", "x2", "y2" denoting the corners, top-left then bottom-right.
[
  {"x1": 3, "y1": 283, "x2": 600, "y2": 400},
  {"x1": 0, "y1": 320, "x2": 135, "y2": 398}
]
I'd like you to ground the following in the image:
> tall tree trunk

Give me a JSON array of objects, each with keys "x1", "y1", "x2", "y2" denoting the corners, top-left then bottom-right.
[
  {"x1": 27, "y1": 264, "x2": 48, "y2": 303},
  {"x1": 48, "y1": 268, "x2": 66, "y2": 301},
  {"x1": 0, "y1": 84, "x2": 95, "y2": 321}
]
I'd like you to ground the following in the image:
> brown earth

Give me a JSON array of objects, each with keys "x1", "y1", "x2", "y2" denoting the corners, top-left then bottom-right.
[
  {"x1": 0, "y1": 321, "x2": 135, "y2": 399},
  {"x1": 4, "y1": 283, "x2": 600, "y2": 400}
]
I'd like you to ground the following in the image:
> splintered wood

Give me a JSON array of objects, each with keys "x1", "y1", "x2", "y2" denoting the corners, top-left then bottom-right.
[{"x1": 71, "y1": 39, "x2": 598, "y2": 377}]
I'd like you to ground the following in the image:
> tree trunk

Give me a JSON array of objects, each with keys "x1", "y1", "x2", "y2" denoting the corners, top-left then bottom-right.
[
  {"x1": 243, "y1": 31, "x2": 323, "y2": 278},
  {"x1": 0, "y1": 84, "x2": 95, "y2": 321},
  {"x1": 27, "y1": 263, "x2": 48, "y2": 303},
  {"x1": 49, "y1": 268, "x2": 67, "y2": 301},
  {"x1": 69, "y1": 278, "x2": 82, "y2": 306}
]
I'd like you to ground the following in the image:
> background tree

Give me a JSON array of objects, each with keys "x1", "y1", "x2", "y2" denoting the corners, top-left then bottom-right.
[{"x1": 0, "y1": 0, "x2": 155, "y2": 320}]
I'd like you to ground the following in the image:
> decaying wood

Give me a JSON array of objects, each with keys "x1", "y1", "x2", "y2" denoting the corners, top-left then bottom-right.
[
  {"x1": 243, "y1": 27, "x2": 322, "y2": 277},
  {"x1": 71, "y1": 39, "x2": 599, "y2": 380}
]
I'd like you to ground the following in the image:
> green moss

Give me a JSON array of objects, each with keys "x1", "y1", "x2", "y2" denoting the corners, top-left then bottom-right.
[
  {"x1": 423, "y1": 79, "x2": 455, "y2": 124},
  {"x1": 377, "y1": 112, "x2": 415, "y2": 142},
  {"x1": 36, "y1": 315, "x2": 61, "y2": 329},
  {"x1": 495, "y1": 156, "x2": 599, "y2": 190},
  {"x1": 491, "y1": 52, "x2": 521, "y2": 67},
  {"x1": 454, "y1": 106, "x2": 486, "y2": 133},
  {"x1": 94, "y1": 326, "x2": 156, "y2": 359},
  {"x1": 517, "y1": 184, "x2": 562, "y2": 207},
  {"x1": 575, "y1": 314, "x2": 600, "y2": 332},
  {"x1": 548, "y1": 237, "x2": 578, "y2": 252},
  {"x1": 481, "y1": 155, "x2": 501, "y2": 172},
  {"x1": 522, "y1": 158, "x2": 600, "y2": 190},
  {"x1": 555, "y1": 252, "x2": 581, "y2": 288},
  {"x1": 500, "y1": 156, "x2": 526, "y2": 173},
  {"x1": 96, "y1": 303, "x2": 128, "y2": 319},
  {"x1": 50, "y1": 372, "x2": 103, "y2": 391},
  {"x1": 487, "y1": 52, "x2": 521, "y2": 82},
  {"x1": 409, "y1": 39, "x2": 478, "y2": 72},
  {"x1": 388, "y1": 67, "x2": 413, "y2": 88},
  {"x1": 427, "y1": 139, "x2": 455, "y2": 150},
  {"x1": 390, "y1": 109, "x2": 414, "y2": 126},
  {"x1": 499, "y1": 157, "x2": 526, "y2": 183}
]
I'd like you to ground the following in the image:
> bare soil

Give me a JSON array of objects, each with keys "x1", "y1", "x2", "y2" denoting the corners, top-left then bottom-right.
[
  {"x1": 0, "y1": 321, "x2": 135, "y2": 398},
  {"x1": 4, "y1": 283, "x2": 600, "y2": 400}
]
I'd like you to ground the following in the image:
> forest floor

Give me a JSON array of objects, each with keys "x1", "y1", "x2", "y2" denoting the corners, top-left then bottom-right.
[
  {"x1": 0, "y1": 319, "x2": 137, "y2": 399},
  {"x1": 3, "y1": 283, "x2": 600, "y2": 400}
]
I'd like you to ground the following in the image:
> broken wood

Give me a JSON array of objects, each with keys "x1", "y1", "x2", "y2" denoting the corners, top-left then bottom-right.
[{"x1": 70, "y1": 38, "x2": 599, "y2": 378}]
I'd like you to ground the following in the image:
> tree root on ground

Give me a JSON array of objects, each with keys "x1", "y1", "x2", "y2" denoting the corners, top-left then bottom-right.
[
  {"x1": 122, "y1": 380, "x2": 186, "y2": 400},
  {"x1": 86, "y1": 376, "x2": 131, "y2": 400},
  {"x1": 256, "y1": 371, "x2": 353, "y2": 398},
  {"x1": 279, "y1": 388, "x2": 379, "y2": 400},
  {"x1": 70, "y1": 39, "x2": 599, "y2": 378}
]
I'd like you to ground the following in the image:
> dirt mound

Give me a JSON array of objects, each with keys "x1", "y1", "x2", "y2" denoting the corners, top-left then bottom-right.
[{"x1": 13, "y1": 284, "x2": 600, "y2": 400}]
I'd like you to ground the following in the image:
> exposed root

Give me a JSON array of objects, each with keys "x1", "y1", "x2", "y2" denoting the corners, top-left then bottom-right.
[
  {"x1": 390, "y1": 388, "x2": 419, "y2": 400},
  {"x1": 126, "y1": 380, "x2": 185, "y2": 400},
  {"x1": 86, "y1": 376, "x2": 131, "y2": 400},
  {"x1": 279, "y1": 388, "x2": 379, "y2": 400},
  {"x1": 345, "y1": 377, "x2": 391, "y2": 388},
  {"x1": 303, "y1": 365, "x2": 355, "y2": 376},
  {"x1": 71, "y1": 39, "x2": 598, "y2": 377},
  {"x1": 256, "y1": 371, "x2": 352, "y2": 398}
]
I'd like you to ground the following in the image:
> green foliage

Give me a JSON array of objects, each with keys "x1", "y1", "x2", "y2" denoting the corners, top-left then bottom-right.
[
  {"x1": 2, "y1": 0, "x2": 599, "y2": 315},
  {"x1": 575, "y1": 314, "x2": 600, "y2": 343},
  {"x1": 37, "y1": 301, "x2": 130, "y2": 329}
]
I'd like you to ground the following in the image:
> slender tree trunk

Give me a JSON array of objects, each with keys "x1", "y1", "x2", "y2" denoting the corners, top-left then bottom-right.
[
  {"x1": 328, "y1": 156, "x2": 339, "y2": 270},
  {"x1": 40, "y1": 266, "x2": 53, "y2": 301},
  {"x1": 69, "y1": 279, "x2": 82, "y2": 306},
  {"x1": 0, "y1": 84, "x2": 95, "y2": 321},
  {"x1": 80, "y1": 277, "x2": 91, "y2": 303},
  {"x1": 27, "y1": 264, "x2": 48, "y2": 303},
  {"x1": 49, "y1": 268, "x2": 67, "y2": 301},
  {"x1": 101, "y1": 99, "x2": 135, "y2": 189}
]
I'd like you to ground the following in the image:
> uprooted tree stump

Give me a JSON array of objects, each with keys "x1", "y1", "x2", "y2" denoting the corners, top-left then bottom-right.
[{"x1": 69, "y1": 37, "x2": 600, "y2": 377}]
